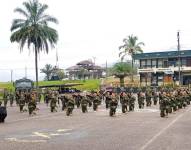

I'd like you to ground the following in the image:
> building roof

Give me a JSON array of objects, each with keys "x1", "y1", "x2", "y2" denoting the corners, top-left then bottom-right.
[
  {"x1": 92, "y1": 65, "x2": 103, "y2": 70},
  {"x1": 133, "y1": 50, "x2": 191, "y2": 60},
  {"x1": 76, "y1": 60, "x2": 94, "y2": 65},
  {"x1": 66, "y1": 65, "x2": 84, "y2": 71}
]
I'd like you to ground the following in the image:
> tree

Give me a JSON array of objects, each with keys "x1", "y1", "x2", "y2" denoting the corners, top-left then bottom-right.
[
  {"x1": 56, "y1": 69, "x2": 65, "y2": 80},
  {"x1": 119, "y1": 34, "x2": 144, "y2": 82},
  {"x1": 10, "y1": 0, "x2": 58, "y2": 91},
  {"x1": 40, "y1": 64, "x2": 53, "y2": 81},
  {"x1": 112, "y1": 62, "x2": 132, "y2": 87},
  {"x1": 51, "y1": 66, "x2": 65, "y2": 80}
]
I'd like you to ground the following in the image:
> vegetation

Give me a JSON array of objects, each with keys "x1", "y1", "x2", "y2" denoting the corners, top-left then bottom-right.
[
  {"x1": 10, "y1": 0, "x2": 59, "y2": 90},
  {"x1": 0, "y1": 79, "x2": 101, "y2": 91},
  {"x1": 119, "y1": 34, "x2": 144, "y2": 82},
  {"x1": 40, "y1": 64, "x2": 54, "y2": 81},
  {"x1": 111, "y1": 62, "x2": 132, "y2": 87},
  {"x1": 40, "y1": 64, "x2": 65, "y2": 81}
]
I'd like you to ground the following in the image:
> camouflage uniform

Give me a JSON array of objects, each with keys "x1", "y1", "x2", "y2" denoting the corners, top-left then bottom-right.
[{"x1": 50, "y1": 93, "x2": 57, "y2": 112}]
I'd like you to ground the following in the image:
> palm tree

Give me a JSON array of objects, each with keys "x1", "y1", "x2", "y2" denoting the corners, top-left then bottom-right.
[
  {"x1": 119, "y1": 34, "x2": 144, "y2": 82},
  {"x1": 40, "y1": 64, "x2": 54, "y2": 81},
  {"x1": 112, "y1": 62, "x2": 132, "y2": 87},
  {"x1": 10, "y1": 0, "x2": 58, "y2": 91}
]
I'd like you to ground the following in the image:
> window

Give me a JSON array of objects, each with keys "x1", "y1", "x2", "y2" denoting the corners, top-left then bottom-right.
[
  {"x1": 140, "y1": 60, "x2": 146, "y2": 68},
  {"x1": 152, "y1": 59, "x2": 157, "y2": 68},
  {"x1": 181, "y1": 58, "x2": 187, "y2": 67},
  {"x1": 158, "y1": 59, "x2": 163, "y2": 68},
  {"x1": 147, "y1": 59, "x2": 151, "y2": 68},
  {"x1": 163, "y1": 59, "x2": 168, "y2": 68}
]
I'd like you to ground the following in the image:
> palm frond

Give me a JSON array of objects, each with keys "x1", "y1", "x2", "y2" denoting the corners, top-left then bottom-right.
[{"x1": 14, "y1": 8, "x2": 29, "y2": 18}]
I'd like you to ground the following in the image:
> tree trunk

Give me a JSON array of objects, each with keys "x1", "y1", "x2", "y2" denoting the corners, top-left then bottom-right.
[
  {"x1": 120, "y1": 77, "x2": 125, "y2": 87},
  {"x1": 131, "y1": 57, "x2": 134, "y2": 83},
  {"x1": 35, "y1": 47, "x2": 39, "y2": 101}
]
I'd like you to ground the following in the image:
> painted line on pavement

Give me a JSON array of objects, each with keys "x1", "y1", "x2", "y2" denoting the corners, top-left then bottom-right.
[
  {"x1": 7, "y1": 111, "x2": 65, "y2": 124},
  {"x1": 33, "y1": 132, "x2": 51, "y2": 139},
  {"x1": 5, "y1": 138, "x2": 47, "y2": 143},
  {"x1": 140, "y1": 106, "x2": 191, "y2": 150}
]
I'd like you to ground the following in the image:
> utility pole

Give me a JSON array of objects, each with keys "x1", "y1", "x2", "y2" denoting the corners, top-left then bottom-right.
[
  {"x1": 25, "y1": 66, "x2": 27, "y2": 78},
  {"x1": 92, "y1": 56, "x2": 96, "y2": 66},
  {"x1": 11, "y1": 69, "x2": 13, "y2": 82},
  {"x1": 56, "y1": 48, "x2": 58, "y2": 67},
  {"x1": 106, "y1": 60, "x2": 108, "y2": 79},
  {"x1": 177, "y1": 31, "x2": 181, "y2": 86}
]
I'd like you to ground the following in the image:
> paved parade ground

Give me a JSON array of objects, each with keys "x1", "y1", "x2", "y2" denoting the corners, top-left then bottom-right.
[{"x1": 1, "y1": 102, "x2": 191, "y2": 150}]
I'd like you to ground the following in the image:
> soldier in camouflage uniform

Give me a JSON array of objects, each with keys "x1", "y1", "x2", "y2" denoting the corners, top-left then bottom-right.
[
  {"x1": 105, "y1": 92, "x2": 112, "y2": 109},
  {"x1": 138, "y1": 91, "x2": 145, "y2": 109},
  {"x1": 159, "y1": 92, "x2": 170, "y2": 117},
  {"x1": 129, "y1": 93, "x2": 136, "y2": 111},
  {"x1": 109, "y1": 93, "x2": 118, "y2": 116},
  {"x1": 66, "y1": 94, "x2": 75, "y2": 116},
  {"x1": 50, "y1": 92, "x2": 57, "y2": 112},
  {"x1": 146, "y1": 91, "x2": 152, "y2": 107},
  {"x1": 3, "y1": 89, "x2": 8, "y2": 107},
  {"x1": 152, "y1": 91, "x2": 158, "y2": 105},
  {"x1": 120, "y1": 92, "x2": 129, "y2": 113},
  {"x1": 9, "y1": 91, "x2": 14, "y2": 107},
  {"x1": 60, "y1": 94, "x2": 67, "y2": 111},
  {"x1": 92, "y1": 93, "x2": 101, "y2": 111},
  {"x1": 19, "y1": 92, "x2": 26, "y2": 112},
  {"x1": 81, "y1": 94, "x2": 91, "y2": 113},
  {"x1": 28, "y1": 92, "x2": 37, "y2": 116}
]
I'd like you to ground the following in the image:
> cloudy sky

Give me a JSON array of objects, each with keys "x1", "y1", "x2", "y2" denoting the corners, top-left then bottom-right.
[{"x1": 1, "y1": 0, "x2": 191, "y2": 81}]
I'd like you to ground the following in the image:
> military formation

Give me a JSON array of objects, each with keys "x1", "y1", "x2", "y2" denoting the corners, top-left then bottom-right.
[{"x1": 0, "y1": 87, "x2": 191, "y2": 123}]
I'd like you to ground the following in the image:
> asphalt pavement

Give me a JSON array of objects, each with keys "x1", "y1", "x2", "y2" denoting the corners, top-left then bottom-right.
[{"x1": 0, "y1": 101, "x2": 191, "y2": 150}]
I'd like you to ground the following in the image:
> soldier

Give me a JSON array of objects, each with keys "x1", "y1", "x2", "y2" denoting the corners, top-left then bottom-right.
[
  {"x1": 146, "y1": 91, "x2": 152, "y2": 107},
  {"x1": 159, "y1": 92, "x2": 170, "y2": 117},
  {"x1": 0, "y1": 101, "x2": 7, "y2": 123},
  {"x1": 76, "y1": 93, "x2": 82, "y2": 108},
  {"x1": 9, "y1": 91, "x2": 14, "y2": 107},
  {"x1": 129, "y1": 93, "x2": 136, "y2": 111},
  {"x1": 28, "y1": 92, "x2": 37, "y2": 116},
  {"x1": 153, "y1": 91, "x2": 158, "y2": 105},
  {"x1": 50, "y1": 92, "x2": 57, "y2": 112},
  {"x1": 109, "y1": 93, "x2": 118, "y2": 116},
  {"x1": 60, "y1": 94, "x2": 67, "y2": 111},
  {"x1": 138, "y1": 92, "x2": 145, "y2": 109},
  {"x1": 19, "y1": 92, "x2": 26, "y2": 112},
  {"x1": 15, "y1": 91, "x2": 20, "y2": 106},
  {"x1": 105, "y1": 92, "x2": 112, "y2": 109},
  {"x1": 120, "y1": 92, "x2": 129, "y2": 113},
  {"x1": 45, "y1": 91, "x2": 50, "y2": 106},
  {"x1": 92, "y1": 93, "x2": 101, "y2": 111},
  {"x1": 66, "y1": 95, "x2": 75, "y2": 116},
  {"x1": 81, "y1": 94, "x2": 90, "y2": 113},
  {"x1": 3, "y1": 89, "x2": 8, "y2": 107}
]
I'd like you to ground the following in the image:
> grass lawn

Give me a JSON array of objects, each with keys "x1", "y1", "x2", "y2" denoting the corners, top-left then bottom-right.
[{"x1": 0, "y1": 79, "x2": 101, "y2": 92}]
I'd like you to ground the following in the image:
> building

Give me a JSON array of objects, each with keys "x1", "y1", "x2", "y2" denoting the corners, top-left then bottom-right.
[
  {"x1": 133, "y1": 50, "x2": 191, "y2": 86},
  {"x1": 66, "y1": 60, "x2": 104, "y2": 80}
]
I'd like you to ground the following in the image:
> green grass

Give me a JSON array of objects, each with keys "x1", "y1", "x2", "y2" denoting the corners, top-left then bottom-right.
[{"x1": 0, "y1": 79, "x2": 101, "y2": 92}]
